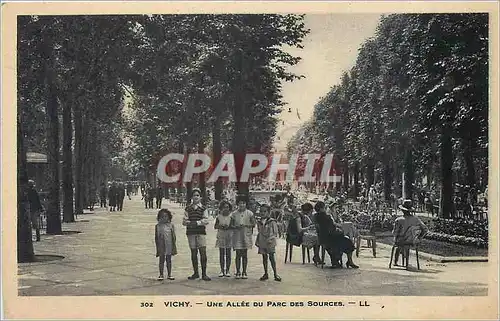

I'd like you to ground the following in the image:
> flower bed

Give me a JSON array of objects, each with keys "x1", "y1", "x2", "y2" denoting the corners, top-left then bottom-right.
[
  {"x1": 431, "y1": 218, "x2": 488, "y2": 240},
  {"x1": 351, "y1": 211, "x2": 488, "y2": 249},
  {"x1": 424, "y1": 231, "x2": 487, "y2": 248}
]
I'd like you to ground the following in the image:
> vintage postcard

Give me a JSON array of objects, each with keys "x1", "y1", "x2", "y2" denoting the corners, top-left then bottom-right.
[{"x1": 1, "y1": 1, "x2": 499, "y2": 319}]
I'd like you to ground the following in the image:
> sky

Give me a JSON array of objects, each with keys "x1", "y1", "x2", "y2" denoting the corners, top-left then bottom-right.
[{"x1": 274, "y1": 14, "x2": 382, "y2": 152}]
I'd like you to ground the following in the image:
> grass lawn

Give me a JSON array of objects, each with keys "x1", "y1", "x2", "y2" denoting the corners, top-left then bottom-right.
[{"x1": 377, "y1": 236, "x2": 488, "y2": 257}]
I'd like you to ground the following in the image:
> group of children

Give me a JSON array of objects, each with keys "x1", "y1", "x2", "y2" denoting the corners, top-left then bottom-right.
[{"x1": 154, "y1": 188, "x2": 281, "y2": 282}]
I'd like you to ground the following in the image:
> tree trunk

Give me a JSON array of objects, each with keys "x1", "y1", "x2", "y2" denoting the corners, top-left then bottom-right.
[
  {"x1": 184, "y1": 142, "x2": 192, "y2": 203},
  {"x1": 82, "y1": 124, "x2": 92, "y2": 208},
  {"x1": 198, "y1": 140, "x2": 207, "y2": 204},
  {"x1": 440, "y1": 130, "x2": 454, "y2": 219},
  {"x1": 174, "y1": 142, "x2": 182, "y2": 194},
  {"x1": 212, "y1": 115, "x2": 223, "y2": 201},
  {"x1": 404, "y1": 147, "x2": 414, "y2": 201},
  {"x1": 366, "y1": 160, "x2": 375, "y2": 189},
  {"x1": 463, "y1": 138, "x2": 477, "y2": 202},
  {"x1": 383, "y1": 161, "x2": 392, "y2": 202},
  {"x1": 343, "y1": 160, "x2": 349, "y2": 192},
  {"x1": 353, "y1": 161, "x2": 360, "y2": 198},
  {"x1": 74, "y1": 106, "x2": 84, "y2": 215},
  {"x1": 17, "y1": 111, "x2": 35, "y2": 262},
  {"x1": 394, "y1": 165, "x2": 402, "y2": 198},
  {"x1": 427, "y1": 164, "x2": 433, "y2": 190},
  {"x1": 45, "y1": 81, "x2": 62, "y2": 234},
  {"x1": 62, "y1": 100, "x2": 74, "y2": 222},
  {"x1": 232, "y1": 102, "x2": 249, "y2": 196}
]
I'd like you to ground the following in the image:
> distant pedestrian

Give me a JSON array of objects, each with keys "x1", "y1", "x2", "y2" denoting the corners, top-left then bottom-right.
[
  {"x1": 214, "y1": 200, "x2": 233, "y2": 277},
  {"x1": 27, "y1": 180, "x2": 43, "y2": 242},
  {"x1": 88, "y1": 186, "x2": 96, "y2": 211},
  {"x1": 155, "y1": 209, "x2": 177, "y2": 281},
  {"x1": 99, "y1": 183, "x2": 108, "y2": 208},
  {"x1": 108, "y1": 182, "x2": 118, "y2": 212},
  {"x1": 126, "y1": 182, "x2": 133, "y2": 200},
  {"x1": 156, "y1": 184, "x2": 164, "y2": 209},
  {"x1": 147, "y1": 184, "x2": 155, "y2": 209},
  {"x1": 117, "y1": 183, "x2": 125, "y2": 211},
  {"x1": 255, "y1": 204, "x2": 281, "y2": 281}
]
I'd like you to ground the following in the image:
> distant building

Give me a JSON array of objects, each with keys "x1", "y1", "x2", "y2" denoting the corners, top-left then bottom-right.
[{"x1": 26, "y1": 152, "x2": 48, "y2": 191}]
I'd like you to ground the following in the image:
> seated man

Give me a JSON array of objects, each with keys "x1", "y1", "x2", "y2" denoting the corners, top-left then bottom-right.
[
  {"x1": 392, "y1": 200, "x2": 429, "y2": 266},
  {"x1": 314, "y1": 201, "x2": 359, "y2": 269}
]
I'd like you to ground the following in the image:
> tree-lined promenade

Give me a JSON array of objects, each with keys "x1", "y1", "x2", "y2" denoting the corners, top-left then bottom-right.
[
  {"x1": 18, "y1": 14, "x2": 309, "y2": 262},
  {"x1": 287, "y1": 14, "x2": 488, "y2": 219},
  {"x1": 18, "y1": 13, "x2": 489, "y2": 265}
]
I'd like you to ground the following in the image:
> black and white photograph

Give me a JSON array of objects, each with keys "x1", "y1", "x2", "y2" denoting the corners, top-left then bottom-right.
[{"x1": 2, "y1": 1, "x2": 499, "y2": 320}]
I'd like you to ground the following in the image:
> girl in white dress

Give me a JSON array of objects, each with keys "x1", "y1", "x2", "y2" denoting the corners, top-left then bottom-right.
[
  {"x1": 215, "y1": 200, "x2": 233, "y2": 277},
  {"x1": 230, "y1": 195, "x2": 255, "y2": 279}
]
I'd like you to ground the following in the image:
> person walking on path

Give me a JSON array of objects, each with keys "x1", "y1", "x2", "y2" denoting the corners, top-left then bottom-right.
[
  {"x1": 117, "y1": 182, "x2": 126, "y2": 211},
  {"x1": 99, "y1": 183, "x2": 108, "y2": 208},
  {"x1": 392, "y1": 199, "x2": 429, "y2": 266},
  {"x1": 155, "y1": 209, "x2": 177, "y2": 281},
  {"x1": 147, "y1": 184, "x2": 155, "y2": 209},
  {"x1": 108, "y1": 182, "x2": 118, "y2": 212},
  {"x1": 27, "y1": 180, "x2": 43, "y2": 242},
  {"x1": 182, "y1": 188, "x2": 211, "y2": 281},
  {"x1": 156, "y1": 183, "x2": 164, "y2": 209},
  {"x1": 256, "y1": 204, "x2": 281, "y2": 282},
  {"x1": 214, "y1": 200, "x2": 233, "y2": 277},
  {"x1": 126, "y1": 182, "x2": 133, "y2": 200},
  {"x1": 141, "y1": 184, "x2": 148, "y2": 209},
  {"x1": 230, "y1": 194, "x2": 256, "y2": 279}
]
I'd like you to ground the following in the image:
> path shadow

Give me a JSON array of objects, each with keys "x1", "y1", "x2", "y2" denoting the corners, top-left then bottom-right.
[{"x1": 19, "y1": 255, "x2": 65, "y2": 265}]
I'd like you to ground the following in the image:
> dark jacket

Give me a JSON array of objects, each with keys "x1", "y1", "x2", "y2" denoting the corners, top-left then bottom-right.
[{"x1": 28, "y1": 187, "x2": 43, "y2": 213}]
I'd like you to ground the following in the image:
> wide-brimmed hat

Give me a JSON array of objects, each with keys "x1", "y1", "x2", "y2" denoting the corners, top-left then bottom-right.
[{"x1": 398, "y1": 199, "x2": 413, "y2": 212}]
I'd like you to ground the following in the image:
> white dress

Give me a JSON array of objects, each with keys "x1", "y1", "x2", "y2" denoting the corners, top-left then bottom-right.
[
  {"x1": 215, "y1": 214, "x2": 233, "y2": 248},
  {"x1": 231, "y1": 209, "x2": 255, "y2": 250}
]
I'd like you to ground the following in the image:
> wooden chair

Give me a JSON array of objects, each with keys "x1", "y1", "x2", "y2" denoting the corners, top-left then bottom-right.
[
  {"x1": 389, "y1": 243, "x2": 420, "y2": 270},
  {"x1": 285, "y1": 242, "x2": 311, "y2": 264},
  {"x1": 355, "y1": 232, "x2": 377, "y2": 258}
]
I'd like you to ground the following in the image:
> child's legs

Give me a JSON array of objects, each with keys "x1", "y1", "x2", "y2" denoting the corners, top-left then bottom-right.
[
  {"x1": 261, "y1": 253, "x2": 268, "y2": 274},
  {"x1": 268, "y1": 252, "x2": 278, "y2": 276},
  {"x1": 225, "y1": 248, "x2": 231, "y2": 272},
  {"x1": 242, "y1": 249, "x2": 248, "y2": 274},
  {"x1": 235, "y1": 250, "x2": 242, "y2": 273},
  {"x1": 158, "y1": 255, "x2": 166, "y2": 276},
  {"x1": 166, "y1": 255, "x2": 172, "y2": 276},
  {"x1": 394, "y1": 247, "x2": 401, "y2": 264},
  {"x1": 189, "y1": 245, "x2": 199, "y2": 274},
  {"x1": 219, "y1": 248, "x2": 225, "y2": 272},
  {"x1": 199, "y1": 246, "x2": 208, "y2": 276}
]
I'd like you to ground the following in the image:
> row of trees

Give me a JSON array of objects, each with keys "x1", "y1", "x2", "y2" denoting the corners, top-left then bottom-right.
[
  {"x1": 18, "y1": 16, "x2": 139, "y2": 261},
  {"x1": 287, "y1": 13, "x2": 489, "y2": 219},
  {"x1": 18, "y1": 15, "x2": 309, "y2": 262},
  {"x1": 124, "y1": 15, "x2": 309, "y2": 201}
]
